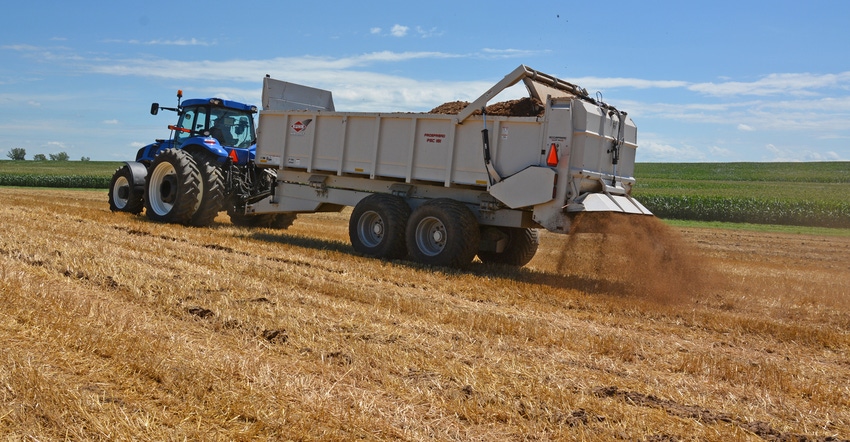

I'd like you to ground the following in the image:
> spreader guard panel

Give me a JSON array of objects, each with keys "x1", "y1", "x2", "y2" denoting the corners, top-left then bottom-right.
[{"x1": 568, "y1": 193, "x2": 652, "y2": 215}]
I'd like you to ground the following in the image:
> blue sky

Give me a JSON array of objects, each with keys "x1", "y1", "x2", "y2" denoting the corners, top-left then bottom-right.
[{"x1": 1, "y1": 0, "x2": 848, "y2": 162}]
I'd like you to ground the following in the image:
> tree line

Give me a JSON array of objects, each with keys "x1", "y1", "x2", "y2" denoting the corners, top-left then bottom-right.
[{"x1": 5, "y1": 148, "x2": 89, "y2": 162}]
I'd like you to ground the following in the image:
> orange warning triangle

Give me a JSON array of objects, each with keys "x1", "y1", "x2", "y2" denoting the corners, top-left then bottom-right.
[{"x1": 546, "y1": 144, "x2": 559, "y2": 167}]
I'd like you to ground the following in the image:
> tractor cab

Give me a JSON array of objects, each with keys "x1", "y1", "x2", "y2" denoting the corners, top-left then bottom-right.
[
  {"x1": 172, "y1": 99, "x2": 257, "y2": 150},
  {"x1": 142, "y1": 93, "x2": 258, "y2": 165}
]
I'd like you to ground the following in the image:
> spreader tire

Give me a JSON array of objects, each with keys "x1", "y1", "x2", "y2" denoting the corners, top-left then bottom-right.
[
  {"x1": 349, "y1": 194, "x2": 411, "y2": 260},
  {"x1": 144, "y1": 149, "x2": 201, "y2": 225},
  {"x1": 406, "y1": 199, "x2": 479, "y2": 268},
  {"x1": 108, "y1": 165, "x2": 144, "y2": 214},
  {"x1": 477, "y1": 227, "x2": 539, "y2": 267}
]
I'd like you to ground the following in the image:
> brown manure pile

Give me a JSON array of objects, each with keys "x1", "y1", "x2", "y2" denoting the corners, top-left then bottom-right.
[
  {"x1": 554, "y1": 212, "x2": 720, "y2": 304},
  {"x1": 429, "y1": 97, "x2": 544, "y2": 117}
]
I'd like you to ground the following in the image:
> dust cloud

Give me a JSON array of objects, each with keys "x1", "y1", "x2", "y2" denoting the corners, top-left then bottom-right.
[{"x1": 554, "y1": 213, "x2": 719, "y2": 304}]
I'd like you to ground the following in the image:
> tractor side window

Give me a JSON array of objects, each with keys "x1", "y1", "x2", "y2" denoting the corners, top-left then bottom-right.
[
  {"x1": 176, "y1": 110, "x2": 194, "y2": 144},
  {"x1": 174, "y1": 108, "x2": 210, "y2": 146}
]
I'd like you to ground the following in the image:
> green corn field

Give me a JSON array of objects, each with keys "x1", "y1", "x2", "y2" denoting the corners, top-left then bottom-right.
[
  {"x1": 632, "y1": 162, "x2": 850, "y2": 228},
  {"x1": 0, "y1": 174, "x2": 109, "y2": 188}
]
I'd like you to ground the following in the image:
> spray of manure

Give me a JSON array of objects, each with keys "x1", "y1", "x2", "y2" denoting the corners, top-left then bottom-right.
[{"x1": 553, "y1": 212, "x2": 719, "y2": 304}]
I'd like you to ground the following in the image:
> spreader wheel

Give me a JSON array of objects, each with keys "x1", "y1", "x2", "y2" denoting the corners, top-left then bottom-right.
[
  {"x1": 349, "y1": 193, "x2": 411, "y2": 260},
  {"x1": 406, "y1": 199, "x2": 479, "y2": 268},
  {"x1": 477, "y1": 227, "x2": 539, "y2": 267}
]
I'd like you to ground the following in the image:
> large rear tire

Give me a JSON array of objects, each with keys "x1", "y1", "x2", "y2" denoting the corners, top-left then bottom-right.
[
  {"x1": 349, "y1": 194, "x2": 410, "y2": 260},
  {"x1": 189, "y1": 152, "x2": 225, "y2": 227},
  {"x1": 406, "y1": 199, "x2": 479, "y2": 268},
  {"x1": 477, "y1": 227, "x2": 539, "y2": 267},
  {"x1": 144, "y1": 149, "x2": 201, "y2": 225},
  {"x1": 108, "y1": 165, "x2": 144, "y2": 214}
]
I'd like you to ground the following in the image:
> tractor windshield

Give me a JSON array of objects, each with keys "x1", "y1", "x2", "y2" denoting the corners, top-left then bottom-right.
[{"x1": 174, "y1": 105, "x2": 256, "y2": 149}]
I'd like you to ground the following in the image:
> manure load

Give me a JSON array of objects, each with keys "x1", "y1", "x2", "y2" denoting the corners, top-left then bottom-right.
[{"x1": 249, "y1": 65, "x2": 651, "y2": 268}]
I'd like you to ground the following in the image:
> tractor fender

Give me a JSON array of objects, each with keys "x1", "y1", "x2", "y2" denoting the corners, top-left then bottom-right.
[
  {"x1": 123, "y1": 161, "x2": 148, "y2": 188},
  {"x1": 181, "y1": 140, "x2": 229, "y2": 163},
  {"x1": 186, "y1": 140, "x2": 253, "y2": 165},
  {"x1": 201, "y1": 142, "x2": 229, "y2": 159}
]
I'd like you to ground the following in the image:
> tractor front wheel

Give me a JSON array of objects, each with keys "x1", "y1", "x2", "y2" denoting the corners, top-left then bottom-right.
[{"x1": 108, "y1": 165, "x2": 144, "y2": 214}]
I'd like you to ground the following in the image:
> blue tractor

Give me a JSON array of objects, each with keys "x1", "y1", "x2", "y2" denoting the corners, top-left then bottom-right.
[{"x1": 108, "y1": 90, "x2": 294, "y2": 228}]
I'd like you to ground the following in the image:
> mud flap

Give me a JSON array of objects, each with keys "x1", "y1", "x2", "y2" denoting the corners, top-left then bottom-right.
[{"x1": 489, "y1": 166, "x2": 556, "y2": 209}]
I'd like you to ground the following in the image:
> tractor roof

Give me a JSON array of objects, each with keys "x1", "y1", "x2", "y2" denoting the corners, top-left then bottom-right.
[{"x1": 181, "y1": 98, "x2": 257, "y2": 113}]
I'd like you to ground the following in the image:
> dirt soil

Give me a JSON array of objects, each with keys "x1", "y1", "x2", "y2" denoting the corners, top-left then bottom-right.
[
  {"x1": 429, "y1": 97, "x2": 545, "y2": 117},
  {"x1": 1, "y1": 188, "x2": 848, "y2": 441}
]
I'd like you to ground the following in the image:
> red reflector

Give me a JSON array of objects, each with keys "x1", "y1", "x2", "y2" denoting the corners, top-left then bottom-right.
[
  {"x1": 546, "y1": 143, "x2": 559, "y2": 167},
  {"x1": 228, "y1": 149, "x2": 239, "y2": 162},
  {"x1": 204, "y1": 139, "x2": 216, "y2": 145}
]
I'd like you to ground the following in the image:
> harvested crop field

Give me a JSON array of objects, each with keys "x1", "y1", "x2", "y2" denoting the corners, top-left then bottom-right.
[{"x1": 1, "y1": 187, "x2": 848, "y2": 441}]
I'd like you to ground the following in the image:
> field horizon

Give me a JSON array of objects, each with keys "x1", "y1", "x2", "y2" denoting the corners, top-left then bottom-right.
[{"x1": 2, "y1": 160, "x2": 848, "y2": 228}]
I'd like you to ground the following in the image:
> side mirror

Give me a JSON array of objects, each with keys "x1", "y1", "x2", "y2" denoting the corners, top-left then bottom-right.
[{"x1": 150, "y1": 103, "x2": 159, "y2": 115}]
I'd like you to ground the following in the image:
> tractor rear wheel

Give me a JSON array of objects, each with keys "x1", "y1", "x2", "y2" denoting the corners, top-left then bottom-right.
[
  {"x1": 189, "y1": 152, "x2": 225, "y2": 227},
  {"x1": 406, "y1": 199, "x2": 479, "y2": 268},
  {"x1": 477, "y1": 227, "x2": 539, "y2": 267},
  {"x1": 108, "y1": 165, "x2": 144, "y2": 214},
  {"x1": 144, "y1": 149, "x2": 201, "y2": 225},
  {"x1": 349, "y1": 194, "x2": 410, "y2": 260}
]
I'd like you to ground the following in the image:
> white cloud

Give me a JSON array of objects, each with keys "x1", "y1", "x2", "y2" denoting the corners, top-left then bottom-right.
[
  {"x1": 1, "y1": 44, "x2": 42, "y2": 51},
  {"x1": 103, "y1": 119, "x2": 119, "y2": 125},
  {"x1": 636, "y1": 139, "x2": 708, "y2": 162},
  {"x1": 568, "y1": 76, "x2": 688, "y2": 91},
  {"x1": 568, "y1": 71, "x2": 850, "y2": 101},
  {"x1": 415, "y1": 26, "x2": 442, "y2": 38},
  {"x1": 708, "y1": 146, "x2": 734, "y2": 157},
  {"x1": 84, "y1": 51, "x2": 465, "y2": 84},
  {"x1": 737, "y1": 124, "x2": 754, "y2": 131},
  {"x1": 106, "y1": 38, "x2": 214, "y2": 46},
  {"x1": 480, "y1": 48, "x2": 550, "y2": 59},
  {"x1": 762, "y1": 143, "x2": 844, "y2": 161},
  {"x1": 390, "y1": 25, "x2": 408, "y2": 37},
  {"x1": 149, "y1": 38, "x2": 212, "y2": 46},
  {"x1": 689, "y1": 72, "x2": 850, "y2": 97},
  {"x1": 371, "y1": 25, "x2": 441, "y2": 38}
]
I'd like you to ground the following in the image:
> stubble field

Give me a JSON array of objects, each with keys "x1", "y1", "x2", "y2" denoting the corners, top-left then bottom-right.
[{"x1": 0, "y1": 187, "x2": 848, "y2": 441}]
